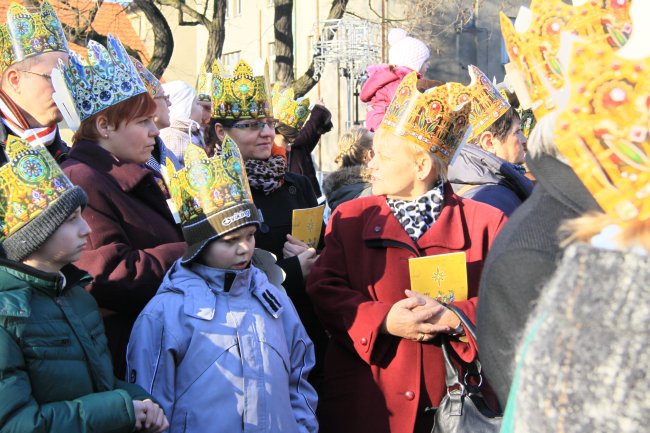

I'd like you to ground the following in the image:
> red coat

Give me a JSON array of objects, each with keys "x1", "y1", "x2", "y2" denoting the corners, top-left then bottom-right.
[
  {"x1": 62, "y1": 140, "x2": 186, "y2": 377},
  {"x1": 306, "y1": 186, "x2": 507, "y2": 433}
]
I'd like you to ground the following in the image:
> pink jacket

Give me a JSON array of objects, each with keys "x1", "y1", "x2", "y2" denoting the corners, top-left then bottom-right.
[{"x1": 360, "y1": 64, "x2": 416, "y2": 131}]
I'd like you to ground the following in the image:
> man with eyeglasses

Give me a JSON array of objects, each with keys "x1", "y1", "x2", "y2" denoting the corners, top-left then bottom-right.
[{"x1": 0, "y1": 1, "x2": 70, "y2": 165}]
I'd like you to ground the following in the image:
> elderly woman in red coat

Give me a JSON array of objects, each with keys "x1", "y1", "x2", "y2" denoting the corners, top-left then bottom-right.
[{"x1": 306, "y1": 72, "x2": 507, "y2": 433}]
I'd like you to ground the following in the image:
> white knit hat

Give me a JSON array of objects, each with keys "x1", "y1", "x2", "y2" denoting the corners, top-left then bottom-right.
[{"x1": 388, "y1": 28, "x2": 430, "y2": 73}]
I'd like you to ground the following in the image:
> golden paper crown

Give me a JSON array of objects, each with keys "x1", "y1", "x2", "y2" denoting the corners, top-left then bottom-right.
[
  {"x1": 500, "y1": 0, "x2": 633, "y2": 119},
  {"x1": 196, "y1": 63, "x2": 212, "y2": 102},
  {"x1": 0, "y1": 1, "x2": 69, "y2": 73},
  {"x1": 272, "y1": 83, "x2": 311, "y2": 130},
  {"x1": 166, "y1": 135, "x2": 259, "y2": 257},
  {"x1": 379, "y1": 71, "x2": 472, "y2": 165},
  {"x1": 450, "y1": 65, "x2": 510, "y2": 141},
  {"x1": 554, "y1": 41, "x2": 649, "y2": 223},
  {"x1": 0, "y1": 136, "x2": 76, "y2": 240},
  {"x1": 209, "y1": 59, "x2": 273, "y2": 120}
]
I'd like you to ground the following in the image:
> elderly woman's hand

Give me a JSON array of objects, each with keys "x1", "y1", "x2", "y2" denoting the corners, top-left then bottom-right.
[
  {"x1": 405, "y1": 289, "x2": 463, "y2": 329},
  {"x1": 380, "y1": 291, "x2": 454, "y2": 342}
]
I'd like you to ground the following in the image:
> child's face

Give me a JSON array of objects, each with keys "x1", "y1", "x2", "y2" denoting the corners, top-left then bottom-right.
[
  {"x1": 200, "y1": 225, "x2": 256, "y2": 270},
  {"x1": 25, "y1": 207, "x2": 91, "y2": 272}
]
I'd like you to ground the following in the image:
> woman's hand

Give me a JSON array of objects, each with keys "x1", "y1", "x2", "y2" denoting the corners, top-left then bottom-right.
[
  {"x1": 297, "y1": 248, "x2": 318, "y2": 278},
  {"x1": 282, "y1": 234, "x2": 310, "y2": 258},
  {"x1": 380, "y1": 290, "x2": 455, "y2": 342},
  {"x1": 406, "y1": 290, "x2": 462, "y2": 330},
  {"x1": 132, "y1": 399, "x2": 169, "y2": 433}
]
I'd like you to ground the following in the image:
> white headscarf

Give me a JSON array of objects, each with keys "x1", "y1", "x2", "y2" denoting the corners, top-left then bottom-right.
[{"x1": 162, "y1": 80, "x2": 196, "y2": 121}]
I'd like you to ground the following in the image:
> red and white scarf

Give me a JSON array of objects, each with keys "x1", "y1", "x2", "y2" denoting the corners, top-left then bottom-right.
[{"x1": 0, "y1": 89, "x2": 58, "y2": 146}]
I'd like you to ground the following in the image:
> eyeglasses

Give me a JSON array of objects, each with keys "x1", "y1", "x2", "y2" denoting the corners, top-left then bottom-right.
[
  {"x1": 230, "y1": 119, "x2": 279, "y2": 131},
  {"x1": 19, "y1": 70, "x2": 51, "y2": 80}
]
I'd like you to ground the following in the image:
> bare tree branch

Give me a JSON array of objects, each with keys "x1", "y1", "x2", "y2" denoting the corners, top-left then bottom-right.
[
  {"x1": 132, "y1": 0, "x2": 173, "y2": 78},
  {"x1": 156, "y1": 0, "x2": 211, "y2": 27}
]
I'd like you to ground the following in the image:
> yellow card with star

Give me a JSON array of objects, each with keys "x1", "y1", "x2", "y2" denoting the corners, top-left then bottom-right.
[
  {"x1": 408, "y1": 252, "x2": 468, "y2": 303},
  {"x1": 291, "y1": 205, "x2": 325, "y2": 248}
]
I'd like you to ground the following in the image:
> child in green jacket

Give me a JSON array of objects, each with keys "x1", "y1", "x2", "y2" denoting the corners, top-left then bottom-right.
[{"x1": 0, "y1": 137, "x2": 168, "y2": 433}]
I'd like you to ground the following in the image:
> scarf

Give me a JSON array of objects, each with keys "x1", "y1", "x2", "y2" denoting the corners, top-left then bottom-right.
[
  {"x1": 511, "y1": 163, "x2": 527, "y2": 175},
  {"x1": 387, "y1": 180, "x2": 445, "y2": 242},
  {"x1": 245, "y1": 154, "x2": 287, "y2": 195},
  {"x1": 0, "y1": 89, "x2": 58, "y2": 146}
]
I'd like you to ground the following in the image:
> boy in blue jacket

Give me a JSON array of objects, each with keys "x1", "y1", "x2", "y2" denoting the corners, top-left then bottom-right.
[
  {"x1": 0, "y1": 137, "x2": 168, "y2": 433},
  {"x1": 127, "y1": 137, "x2": 318, "y2": 433}
]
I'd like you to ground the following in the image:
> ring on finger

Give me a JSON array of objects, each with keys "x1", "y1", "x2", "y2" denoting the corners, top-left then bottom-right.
[{"x1": 418, "y1": 333, "x2": 425, "y2": 342}]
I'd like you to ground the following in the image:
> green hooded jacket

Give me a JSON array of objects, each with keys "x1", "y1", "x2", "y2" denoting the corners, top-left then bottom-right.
[{"x1": 0, "y1": 258, "x2": 150, "y2": 433}]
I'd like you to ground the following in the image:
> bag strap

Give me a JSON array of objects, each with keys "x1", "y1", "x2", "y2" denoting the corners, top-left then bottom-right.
[
  {"x1": 446, "y1": 303, "x2": 477, "y2": 341},
  {"x1": 441, "y1": 304, "x2": 482, "y2": 390}
]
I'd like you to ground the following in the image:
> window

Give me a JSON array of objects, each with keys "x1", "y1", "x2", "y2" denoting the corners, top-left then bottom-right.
[
  {"x1": 235, "y1": 0, "x2": 242, "y2": 15},
  {"x1": 225, "y1": 1, "x2": 230, "y2": 19},
  {"x1": 268, "y1": 42, "x2": 276, "y2": 82},
  {"x1": 222, "y1": 51, "x2": 241, "y2": 70}
]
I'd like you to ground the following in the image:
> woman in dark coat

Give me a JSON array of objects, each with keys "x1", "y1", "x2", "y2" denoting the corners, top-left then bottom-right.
[
  {"x1": 211, "y1": 60, "x2": 328, "y2": 389},
  {"x1": 323, "y1": 126, "x2": 374, "y2": 211},
  {"x1": 56, "y1": 36, "x2": 186, "y2": 377}
]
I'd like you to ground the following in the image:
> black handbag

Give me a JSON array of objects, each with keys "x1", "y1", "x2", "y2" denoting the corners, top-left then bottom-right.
[{"x1": 431, "y1": 304, "x2": 502, "y2": 433}]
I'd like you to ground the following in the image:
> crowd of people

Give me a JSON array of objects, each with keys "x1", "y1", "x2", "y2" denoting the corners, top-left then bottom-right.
[{"x1": 0, "y1": 1, "x2": 647, "y2": 432}]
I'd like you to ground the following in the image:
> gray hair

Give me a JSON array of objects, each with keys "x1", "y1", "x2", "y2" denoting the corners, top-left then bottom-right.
[{"x1": 526, "y1": 112, "x2": 563, "y2": 160}]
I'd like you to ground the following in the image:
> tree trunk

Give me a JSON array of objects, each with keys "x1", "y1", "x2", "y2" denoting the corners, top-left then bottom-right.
[
  {"x1": 133, "y1": 0, "x2": 174, "y2": 78},
  {"x1": 204, "y1": 0, "x2": 228, "y2": 67},
  {"x1": 292, "y1": 0, "x2": 350, "y2": 97},
  {"x1": 274, "y1": 0, "x2": 294, "y2": 84}
]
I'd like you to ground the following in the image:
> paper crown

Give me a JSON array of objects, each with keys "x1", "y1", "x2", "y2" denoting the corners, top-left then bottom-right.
[
  {"x1": 500, "y1": 0, "x2": 633, "y2": 119},
  {"x1": 271, "y1": 83, "x2": 311, "y2": 130},
  {"x1": 166, "y1": 135, "x2": 260, "y2": 261},
  {"x1": 51, "y1": 35, "x2": 146, "y2": 129},
  {"x1": 451, "y1": 65, "x2": 510, "y2": 141},
  {"x1": 554, "y1": 41, "x2": 649, "y2": 223},
  {"x1": 208, "y1": 59, "x2": 273, "y2": 120},
  {"x1": 131, "y1": 56, "x2": 161, "y2": 98},
  {"x1": 196, "y1": 63, "x2": 212, "y2": 102},
  {"x1": 0, "y1": 136, "x2": 76, "y2": 240},
  {"x1": 0, "y1": 1, "x2": 68, "y2": 73},
  {"x1": 379, "y1": 71, "x2": 472, "y2": 165}
]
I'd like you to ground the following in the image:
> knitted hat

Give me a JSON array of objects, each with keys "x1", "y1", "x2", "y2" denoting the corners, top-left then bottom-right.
[
  {"x1": 3, "y1": 186, "x2": 87, "y2": 261},
  {"x1": 388, "y1": 28, "x2": 430, "y2": 73},
  {"x1": 0, "y1": 136, "x2": 87, "y2": 262}
]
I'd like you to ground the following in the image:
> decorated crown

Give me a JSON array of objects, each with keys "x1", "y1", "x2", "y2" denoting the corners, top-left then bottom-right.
[
  {"x1": 554, "y1": 40, "x2": 649, "y2": 224},
  {"x1": 379, "y1": 71, "x2": 472, "y2": 165},
  {"x1": 449, "y1": 65, "x2": 510, "y2": 141},
  {"x1": 271, "y1": 83, "x2": 311, "y2": 130},
  {"x1": 209, "y1": 59, "x2": 273, "y2": 120},
  {"x1": 500, "y1": 0, "x2": 633, "y2": 119},
  {"x1": 0, "y1": 1, "x2": 68, "y2": 73},
  {"x1": 0, "y1": 136, "x2": 76, "y2": 240},
  {"x1": 196, "y1": 63, "x2": 212, "y2": 102},
  {"x1": 51, "y1": 35, "x2": 146, "y2": 129},
  {"x1": 131, "y1": 56, "x2": 161, "y2": 98},
  {"x1": 166, "y1": 135, "x2": 259, "y2": 260}
]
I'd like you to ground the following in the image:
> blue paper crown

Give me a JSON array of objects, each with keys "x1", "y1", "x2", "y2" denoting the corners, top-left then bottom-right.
[{"x1": 56, "y1": 34, "x2": 146, "y2": 121}]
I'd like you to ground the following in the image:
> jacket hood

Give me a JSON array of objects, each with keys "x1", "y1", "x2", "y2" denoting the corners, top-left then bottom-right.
[
  {"x1": 323, "y1": 165, "x2": 371, "y2": 197},
  {"x1": 448, "y1": 144, "x2": 533, "y2": 198},
  {"x1": 360, "y1": 64, "x2": 415, "y2": 102}
]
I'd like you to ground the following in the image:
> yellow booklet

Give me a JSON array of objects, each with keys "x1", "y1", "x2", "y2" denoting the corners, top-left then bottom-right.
[
  {"x1": 408, "y1": 252, "x2": 468, "y2": 303},
  {"x1": 291, "y1": 205, "x2": 325, "y2": 248}
]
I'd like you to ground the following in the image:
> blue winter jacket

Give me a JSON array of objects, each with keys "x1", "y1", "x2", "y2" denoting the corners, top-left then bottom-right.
[{"x1": 126, "y1": 260, "x2": 318, "y2": 433}]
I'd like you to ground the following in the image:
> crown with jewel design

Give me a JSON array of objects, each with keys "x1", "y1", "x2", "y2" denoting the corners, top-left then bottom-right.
[
  {"x1": 554, "y1": 41, "x2": 649, "y2": 223},
  {"x1": 379, "y1": 71, "x2": 472, "y2": 165},
  {"x1": 0, "y1": 136, "x2": 77, "y2": 240},
  {"x1": 209, "y1": 59, "x2": 273, "y2": 120},
  {"x1": 449, "y1": 65, "x2": 510, "y2": 141},
  {"x1": 0, "y1": 1, "x2": 68, "y2": 73},
  {"x1": 272, "y1": 83, "x2": 311, "y2": 130},
  {"x1": 166, "y1": 134, "x2": 260, "y2": 261},
  {"x1": 500, "y1": 0, "x2": 633, "y2": 120},
  {"x1": 52, "y1": 35, "x2": 146, "y2": 123},
  {"x1": 130, "y1": 56, "x2": 161, "y2": 98},
  {"x1": 196, "y1": 63, "x2": 212, "y2": 102}
]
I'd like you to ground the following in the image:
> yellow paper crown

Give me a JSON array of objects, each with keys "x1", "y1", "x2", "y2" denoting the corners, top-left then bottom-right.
[
  {"x1": 209, "y1": 59, "x2": 273, "y2": 120},
  {"x1": 500, "y1": 0, "x2": 633, "y2": 119},
  {"x1": 272, "y1": 83, "x2": 311, "y2": 130},
  {"x1": 554, "y1": 41, "x2": 649, "y2": 223},
  {"x1": 379, "y1": 71, "x2": 472, "y2": 165},
  {"x1": 0, "y1": 136, "x2": 76, "y2": 240},
  {"x1": 166, "y1": 135, "x2": 259, "y2": 250},
  {"x1": 0, "y1": 1, "x2": 69, "y2": 73},
  {"x1": 196, "y1": 63, "x2": 212, "y2": 102},
  {"x1": 450, "y1": 65, "x2": 510, "y2": 141}
]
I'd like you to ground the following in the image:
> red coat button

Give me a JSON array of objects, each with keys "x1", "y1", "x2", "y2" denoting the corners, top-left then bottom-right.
[
  {"x1": 405, "y1": 391, "x2": 415, "y2": 400},
  {"x1": 360, "y1": 337, "x2": 368, "y2": 346}
]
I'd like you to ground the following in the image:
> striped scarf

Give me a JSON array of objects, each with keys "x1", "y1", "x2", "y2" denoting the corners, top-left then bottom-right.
[{"x1": 0, "y1": 89, "x2": 58, "y2": 146}]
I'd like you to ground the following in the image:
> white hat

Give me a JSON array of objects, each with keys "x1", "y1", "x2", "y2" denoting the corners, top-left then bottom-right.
[{"x1": 388, "y1": 28, "x2": 430, "y2": 73}]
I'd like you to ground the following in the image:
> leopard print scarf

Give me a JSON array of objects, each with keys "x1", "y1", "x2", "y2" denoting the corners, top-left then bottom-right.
[
  {"x1": 387, "y1": 180, "x2": 445, "y2": 242},
  {"x1": 245, "y1": 155, "x2": 287, "y2": 195}
]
